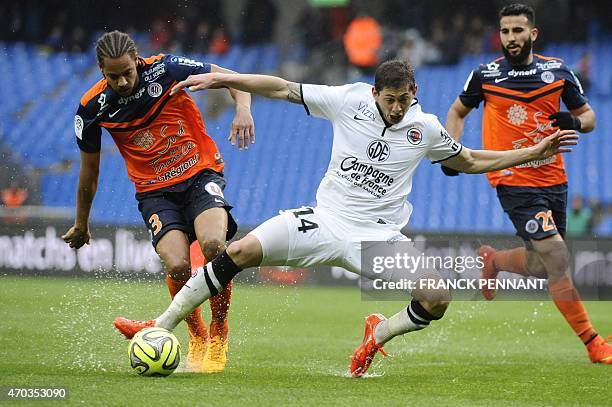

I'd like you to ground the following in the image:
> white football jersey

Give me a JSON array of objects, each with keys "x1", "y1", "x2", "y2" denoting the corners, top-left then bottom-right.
[{"x1": 302, "y1": 82, "x2": 463, "y2": 227}]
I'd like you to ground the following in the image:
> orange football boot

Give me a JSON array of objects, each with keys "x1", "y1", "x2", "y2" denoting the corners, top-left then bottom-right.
[
  {"x1": 349, "y1": 313, "x2": 388, "y2": 378},
  {"x1": 114, "y1": 317, "x2": 155, "y2": 339},
  {"x1": 587, "y1": 335, "x2": 612, "y2": 364},
  {"x1": 478, "y1": 245, "x2": 500, "y2": 300}
]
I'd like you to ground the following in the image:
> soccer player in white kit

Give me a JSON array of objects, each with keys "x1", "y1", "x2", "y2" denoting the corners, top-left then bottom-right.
[{"x1": 115, "y1": 60, "x2": 578, "y2": 377}]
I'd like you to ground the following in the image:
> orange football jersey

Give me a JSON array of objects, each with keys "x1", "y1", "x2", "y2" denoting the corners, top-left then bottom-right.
[{"x1": 75, "y1": 54, "x2": 224, "y2": 192}]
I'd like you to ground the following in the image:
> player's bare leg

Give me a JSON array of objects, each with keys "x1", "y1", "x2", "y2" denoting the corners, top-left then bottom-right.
[
  {"x1": 531, "y1": 235, "x2": 612, "y2": 364},
  {"x1": 478, "y1": 245, "x2": 547, "y2": 300},
  {"x1": 193, "y1": 207, "x2": 234, "y2": 372},
  {"x1": 119, "y1": 235, "x2": 261, "y2": 335},
  {"x1": 350, "y1": 276, "x2": 451, "y2": 377},
  {"x1": 154, "y1": 230, "x2": 209, "y2": 372}
]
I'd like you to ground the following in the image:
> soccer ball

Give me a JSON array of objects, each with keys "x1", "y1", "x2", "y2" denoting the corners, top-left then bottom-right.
[{"x1": 128, "y1": 327, "x2": 181, "y2": 376}]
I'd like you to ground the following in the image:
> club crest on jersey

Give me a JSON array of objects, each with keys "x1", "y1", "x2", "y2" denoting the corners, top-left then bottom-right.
[
  {"x1": 541, "y1": 71, "x2": 555, "y2": 84},
  {"x1": 131, "y1": 129, "x2": 155, "y2": 150},
  {"x1": 406, "y1": 128, "x2": 423, "y2": 145},
  {"x1": 147, "y1": 82, "x2": 163, "y2": 98},
  {"x1": 507, "y1": 104, "x2": 527, "y2": 126},
  {"x1": 367, "y1": 140, "x2": 390, "y2": 162}
]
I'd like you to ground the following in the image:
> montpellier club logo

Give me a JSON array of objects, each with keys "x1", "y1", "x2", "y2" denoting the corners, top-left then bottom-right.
[{"x1": 367, "y1": 140, "x2": 390, "y2": 162}]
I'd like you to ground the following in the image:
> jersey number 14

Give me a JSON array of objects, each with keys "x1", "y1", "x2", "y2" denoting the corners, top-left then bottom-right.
[{"x1": 292, "y1": 208, "x2": 319, "y2": 233}]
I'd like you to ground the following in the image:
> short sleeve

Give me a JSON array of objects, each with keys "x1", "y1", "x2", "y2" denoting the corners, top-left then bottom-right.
[
  {"x1": 561, "y1": 68, "x2": 588, "y2": 110},
  {"x1": 458, "y1": 69, "x2": 484, "y2": 109},
  {"x1": 165, "y1": 55, "x2": 212, "y2": 82},
  {"x1": 75, "y1": 104, "x2": 101, "y2": 153},
  {"x1": 425, "y1": 117, "x2": 463, "y2": 163},
  {"x1": 301, "y1": 83, "x2": 351, "y2": 120}
]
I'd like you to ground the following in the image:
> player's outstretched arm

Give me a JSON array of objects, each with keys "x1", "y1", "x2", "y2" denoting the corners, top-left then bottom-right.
[
  {"x1": 445, "y1": 98, "x2": 472, "y2": 143},
  {"x1": 62, "y1": 150, "x2": 100, "y2": 249},
  {"x1": 442, "y1": 129, "x2": 578, "y2": 174},
  {"x1": 171, "y1": 73, "x2": 303, "y2": 104},
  {"x1": 442, "y1": 98, "x2": 473, "y2": 176},
  {"x1": 210, "y1": 65, "x2": 255, "y2": 150}
]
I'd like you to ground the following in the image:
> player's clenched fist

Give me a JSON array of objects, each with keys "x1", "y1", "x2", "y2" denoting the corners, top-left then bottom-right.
[{"x1": 62, "y1": 225, "x2": 91, "y2": 249}]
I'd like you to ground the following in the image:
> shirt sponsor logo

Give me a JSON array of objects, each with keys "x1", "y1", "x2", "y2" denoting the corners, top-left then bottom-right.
[
  {"x1": 147, "y1": 82, "x2": 163, "y2": 98},
  {"x1": 143, "y1": 63, "x2": 166, "y2": 82},
  {"x1": 507, "y1": 104, "x2": 528, "y2": 126},
  {"x1": 508, "y1": 68, "x2": 537, "y2": 77},
  {"x1": 367, "y1": 140, "x2": 390, "y2": 162},
  {"x1": 74, "y1": 115, "x2": 84, "y2": 139},
  {"x1": 157, "y1": 153, "x2": 200, "y2": 182},
  {"x1": 439, "y1": 129, "x2": 461, "y2": 152},
  {"x1": 118, "y1": 87, "x2": 146, "y2": 105},
  {"x1": 339, "y1": 156, "x2": 394, "y2": 198},
  {"x1": 482, "y1": 61, "x2": 501, "y2": 78},
  {"x1": 171, "y1": 56, "x2": 204, "y2": 67},
  {"x1": 536, "y1": 60, "x2": 562, "y2": 71},
  {"x1": 406, "y1": 127, "x2": 422, "y2": 145},
  {"x1": 131, "y1": 129, "x2": 155, "y2": 151},
  {"x1": 355, "y1": 101, "x2": 376, "y2": 121}
]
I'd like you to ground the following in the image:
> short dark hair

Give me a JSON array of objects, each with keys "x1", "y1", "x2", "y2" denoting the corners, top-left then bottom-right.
[
  {"x1": 499, "y1": 3, "x2": 535, "y2": 26},
  {"x1": 95, "y1": 30, "x2": 138, "y2": 66},
  {"x1": 374, "y1": 60, "x2": 415, "y2": 92}
]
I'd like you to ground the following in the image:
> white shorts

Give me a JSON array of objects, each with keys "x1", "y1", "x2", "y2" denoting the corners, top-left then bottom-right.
[{"x1": 248, "y1": 206, "x2": 438, "y2": 284}]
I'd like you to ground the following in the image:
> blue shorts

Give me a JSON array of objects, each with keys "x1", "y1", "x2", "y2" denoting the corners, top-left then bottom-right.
[
  {"x1": 136, "y1": 169, "x2": 237, "y2": 248},
  {"x1": 496, "y1": 183, "x2": 567, "y2": 242}
]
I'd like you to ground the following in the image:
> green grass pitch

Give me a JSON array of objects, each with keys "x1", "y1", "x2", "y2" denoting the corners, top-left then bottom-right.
[{"x1": 1, "y1": 276, "x2": 610, "y2": 406}]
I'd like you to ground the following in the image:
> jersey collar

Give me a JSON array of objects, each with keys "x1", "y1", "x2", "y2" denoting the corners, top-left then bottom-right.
[{"x1": 374, "y1": 99, "x2": 420, "y2": 129}]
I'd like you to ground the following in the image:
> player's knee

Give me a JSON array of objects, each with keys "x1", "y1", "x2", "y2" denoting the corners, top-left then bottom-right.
[
  {"x1": 226, "y1": 236, "x2": 262, "y2": 268},
  {"x1": 412, "y1": 286, "x2": 451, "y2": 318},
  {"x1": 533, "y1": 240, "x2": 569, "y2": 277},
  {"x1": 199, "y1": 238, "x2": 226, "y2": 261},
  {"x1": 164, "y1": 256, "x2": 191, "y2": 281}
]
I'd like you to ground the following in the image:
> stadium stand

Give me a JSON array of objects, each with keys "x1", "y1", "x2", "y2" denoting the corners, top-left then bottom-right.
[{"x1": 0, "y1": 41, "x2": 610, "y2": 234}]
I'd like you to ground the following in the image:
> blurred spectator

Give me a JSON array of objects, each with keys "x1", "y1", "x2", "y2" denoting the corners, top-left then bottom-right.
[
  {"x1": 240, "y1": 0, "x2": 278, "y2": 46},
  {"x1": 192, "y1": 21, "x2": 212, "y2": 54},
  {"x1": 574, "y1": 51, "x2": 592, "y2": 94},
  {"x1": 343, "y1": 14, "x2": 382, "y2": 76},
  {"x1": 67, "y1": 26, "x2": 87, "y2": 53},
  {"x1": 1, "y1": 180, "x2": 28, "y2": 208},
  {"x1": 463, "y1": 16, "x2": 485, "y2": 55},
  {"x1": 588, "y1": 198, "x2": 607, "y2": 232},
  {"x1": 169, "y1": 19, "x2": 189, "y2": 54},
  {"x1": 297, "y1": 7, "x2": 332, "y2": 57},
  {"x1": 149, "y1": 19, "x2": 171, "y2": 53},
  {"x1": 396, "y1": 29, "x2": 429, "y2": 68},
  {"x1": 209, "y1": 27, "x2": 231, "y2": 55},
  {"x1": 567, "y1": 196, "x2": 593, "y2": 236}
]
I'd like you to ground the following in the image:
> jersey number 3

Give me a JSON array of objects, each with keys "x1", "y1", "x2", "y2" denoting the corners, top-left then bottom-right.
[
  {"x1": 292, "y1": 208, "x2": 319, "y2": 233},
  {"x1": 148, "y1": 214, "x2": 163, "y2": 236}
]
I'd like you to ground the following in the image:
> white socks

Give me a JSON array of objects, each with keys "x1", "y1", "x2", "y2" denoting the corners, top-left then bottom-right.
[
  {"x1": 374, "y1": 299, "x2": 438, "y2": 345},
  {"x1": 155, "y1": 265, "x2": 219, "y2": 330}
]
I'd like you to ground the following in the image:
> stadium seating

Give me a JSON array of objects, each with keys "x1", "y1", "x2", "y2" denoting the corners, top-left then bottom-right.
[{"x1": 0, "y1": 41, "x2": 610, "y2": 234}]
